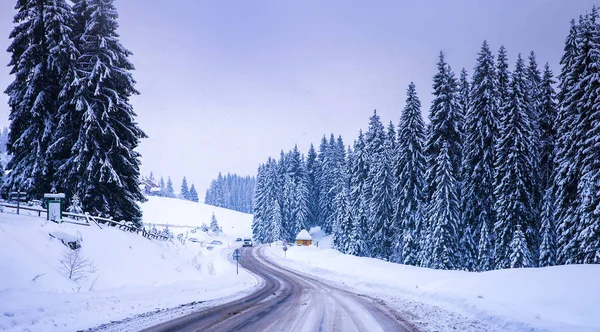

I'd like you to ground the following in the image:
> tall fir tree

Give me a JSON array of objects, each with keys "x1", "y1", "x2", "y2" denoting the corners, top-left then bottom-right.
[
  {"x1": 463, "y1": 40, "x2": 499, "y2": 271},
  {"x1": 496, "y1": 46, "x2": 511, "y2": 105},
  {"x1": 51, "y1": 0, "x2": 147, "y2": 223},
  {"x1": 348, "y1": 131, "x2": 370, "y2": 257},
  {"x1": 5, "y1": 0, "x2": 78, "y2": 197},
  {"x1": 554, "y1": 18, "x2": 581, "y2": 264},
  {"x1": 305, "y1": 143, "x2": 320, "y2": 227},
  {"x1": 394, "y1": 82, "x2": 426, "y2": 265},
  {"x1": 457, "y1": 69, "x2": 476, "y2": 270},
  {"x1": 539, "y1": 63, "x2": 558, "y2": 192},
  {"x1": 424, "y1": 52, "x2": 462, "y2": 201},
  {"x1": 573, "y1": 8, "x2": 600, "y2": 263},
  {"x1": 493, "y1": 54, "x2": 538, "y2": 269},
  {"x1": 426, "y1": 141, "x2": 460, "y2": 269},
  {"x1": 369, "y1": 127, "x2": 395, "y2": 261}
]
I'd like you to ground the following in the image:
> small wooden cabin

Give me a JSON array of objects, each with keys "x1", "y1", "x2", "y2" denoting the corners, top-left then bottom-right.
[{"x1": 295, "y1": 229, "x2": 312, "y2": 246}]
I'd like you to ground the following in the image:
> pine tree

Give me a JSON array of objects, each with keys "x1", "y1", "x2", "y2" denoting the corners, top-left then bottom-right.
[
  {"x1": 426, "y1": 142, "x2": 460, "y2": 270},
  {"x1": 181, "y1": 176, "x2": 190, "y2": 200},
  {"x1": 349, "y1": 131, "x2": 370, "y2": 257},
  {"x1": 424, "y1": 52, "x2": 462, "y2": 201},
  {"x1": 189, "y1": 184, "x2": 199, "y2": 202},
  {"x1": 554, "y1": 18, "x2": 582, "y2": 265},
  {"x1": 5, "y1": 0, "x2": 78, "y2": 197},
  {"x1": 463, "y1": 41, "x2": 499, "y2": 270},
  {"x1": 493, "y1": 54, "x2": 538, "y2": 269},
  {"x1": 369, "y1": 131, "x2": 395, "y2": 261},
  {"x1": 305, "y1": 143, "x2": 320, "y2": 227},
  {"x1": 457, "y1": 69, "x2": 475, "y2": 270},
  {"x1": 50, "y1": 0, "x2": 147, "y2": 223},
  {"x1": 394, "y1": 82, "x2": 426, "y2": 265},
  {"x1": 252, "y1": 164, "x2": 268, "y2": 243},
  {"x1": 539, "y1": 63, "x2": 558, "y2": 192},
  {"x1": 574, "y1": 8, "x2": 600, "y2": 263},
  {"x1": 167, "y1": 177, "x2": 175, "y2": 198},
  {"x1": 539, "y1": 189, "x2": 556, "y2": 267},
  {"x1": 159, "y1": 176, "x2": 165, "y2": 196},
  {"x1": 210, "y1": 213, "x2": 220, "y2": 233},
  {"x1": 509, "y1": 225, "x2": 532, "y2": 268}
]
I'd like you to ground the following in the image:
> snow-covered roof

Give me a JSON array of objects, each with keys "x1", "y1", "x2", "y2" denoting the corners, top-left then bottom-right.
[{"x1": 296, "y1": 229, "x2": 312, "y2": 240}]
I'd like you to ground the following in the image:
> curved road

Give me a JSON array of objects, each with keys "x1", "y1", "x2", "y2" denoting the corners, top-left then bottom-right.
[{"x1": 142, "y1": 245, "x2": 417, "y2": 332}]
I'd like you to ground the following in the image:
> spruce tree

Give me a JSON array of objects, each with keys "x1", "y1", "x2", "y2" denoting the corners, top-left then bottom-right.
[
  {"x1": 539, "y1": 189, "x2": 556, "y2": 267},
  {"x1": 425, "y1": 52, "x2": 461, "y2": 201},
  {"x1": 159, "y1": 176, "x2": 165, "y2": 196},
  {"x1": 349, "y1": 131, "x2": 370, "y2": 257},
  {"x1": 457, "y1": 69, "x2": 475, "y2": 270},
  {"x1": 493, "y1": 54, "x2": 537, "y2": 269},
  {"x1": 181, "y1": 176, "x2": 190, "y2": 200},
  {"x1": 394, "y1": 82, "x2": 426, "y2": 265},
  {"x1": 252, "y1": 164, "x2": 268, "y2": 243},
  {"x1": 574, "y1": 9, "x2": 600, "y2": 263},
  {"x1": 509, "y1": 225, "x2": 532, "y2": 268},
  {"x1": 210, "y1": 213, "x2": 220, "y2": 233},
  {"x1": 539, "y1": 63, "x2": 558, "y2": 192},
  {"x1": 5, "y1": 0, "x2": 78, "y2": 197},
  {"x1": 426, "y1": 142, "x2": 460, "y2": 270},
  {"x1": 305, "y1": 143, "x2": 320, "y2": 227},
  {"x1": 167, "y1": 176, "x2": 175, "y2": 198},
  {"x1": 554, "y1": 19, "x2": 582, "y2": 265},
  {"x1": 51, "y1": 0, "x2": 147, "y2": 223},
  {"x1": 189, "y1": 184, "x2": 199, "y2": 202},
  {"x1": 369, "y1": 130, "x2": 395, "y2": 261},
  {"x1": 463, "y1": 41, "x2": 499, "y2": 270}
]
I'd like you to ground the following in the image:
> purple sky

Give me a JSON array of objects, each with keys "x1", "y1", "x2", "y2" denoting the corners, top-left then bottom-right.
[{"x1": 0, "y1": 0, "x2": 597, "y2": 197}]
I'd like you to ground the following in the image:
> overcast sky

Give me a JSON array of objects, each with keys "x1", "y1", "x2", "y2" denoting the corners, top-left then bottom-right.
[{"x1": 0, "y1": 0, "x2": 597, "y2": 197}]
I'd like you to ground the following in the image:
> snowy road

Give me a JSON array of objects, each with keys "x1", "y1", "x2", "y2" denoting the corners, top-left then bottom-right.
[{"x1": 143, "y1": 245, "x2": 417, "y2": 332}]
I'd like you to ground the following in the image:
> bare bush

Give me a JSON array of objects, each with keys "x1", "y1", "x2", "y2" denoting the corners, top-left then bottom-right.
[
  {"x1": 191, "y1": 256, "x2": 203, "y2": 272},
  {"x1": 58, "y1": 249, "x2": 97, "y2": 281},
  {"x1": 207, "y1": 262, "x2": 215, "y2": 275}
]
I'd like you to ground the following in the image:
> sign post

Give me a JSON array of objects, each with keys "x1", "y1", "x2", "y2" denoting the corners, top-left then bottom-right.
[
  {"x1": 283, "y1": 244, "x2": 288, "y2": 258},
  {"x1": 233, "y1": 249, "x2": 242, "y2": 275},
  {"x1": 44, "y1": 193, "x2": 65, "y2": 222}
]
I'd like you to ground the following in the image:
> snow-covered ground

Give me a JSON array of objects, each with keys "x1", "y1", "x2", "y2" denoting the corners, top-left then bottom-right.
[
  {"x1": 0, "y1": 198, "x2": 257, "y2": 332},
  {"x1": 142, "y1": 196, "x2": 253, "y2": 240},
  {"x1": 265, "y1": 242, "x2": 600, "y2": 331}
]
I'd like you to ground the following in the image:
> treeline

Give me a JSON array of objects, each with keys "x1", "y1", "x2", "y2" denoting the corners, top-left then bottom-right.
[
  {"x1": 205, "y1": 173, "x2": 255, "y2": 213},
  {"x1": 143, "y1": 172, "x2": 199, "y2": 202},
  {"x1": 252, "y1": 7, "x2": 600, "y2": 270},
  {"x1": 2, "y1": 0, "x2": 145, "y2": 224}
]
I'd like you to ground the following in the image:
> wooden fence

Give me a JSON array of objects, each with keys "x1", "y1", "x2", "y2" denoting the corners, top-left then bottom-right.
[{"x1": 0, "y1": 201, "x2": 170, "y2": 241}]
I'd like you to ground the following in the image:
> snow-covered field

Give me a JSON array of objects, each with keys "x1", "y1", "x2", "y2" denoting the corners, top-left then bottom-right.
[
  {"x1": 142, "y1": 196, "x2": 253, "y2": 240},
  {"x1": 266, "y1": 243, "x2": 600, "y2": 331},
  {"x1": 0, "y1": 198, "x2": 257, "y2": 332}
]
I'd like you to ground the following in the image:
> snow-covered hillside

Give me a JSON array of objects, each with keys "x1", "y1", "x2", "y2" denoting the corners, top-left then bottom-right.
[
  {"x1": 266, "y1": 244, "x2": 600, "y2": 331},
  {"x1": 0, "y1": 198, "x2": 257, "y2": 332},
  {"x1": 141, "y1": 196, "x2": 253, "y2": 239}
]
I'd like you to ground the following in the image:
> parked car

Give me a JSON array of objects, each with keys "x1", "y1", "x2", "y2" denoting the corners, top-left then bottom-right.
[
  {"x1": 235, "y1": 238, "x2": 243, "y2": 242},
  {"x1": 188, "y1": 238, "x2": 200, "y2": 243},
  {"x1": 243, "y1": 238, "x2": 253, "y2": 247},
  {"x1": 210, "y1": 240, "x2": 223, "y2": 245}
]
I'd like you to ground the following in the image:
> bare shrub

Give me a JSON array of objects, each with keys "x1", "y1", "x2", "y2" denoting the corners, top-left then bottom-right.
[
  {"x1": 58, "y1": 249, "x2": 97, "y2": 281},
  {"x1": 207, "y1": 262, "x2": 215, "y2": 275}
]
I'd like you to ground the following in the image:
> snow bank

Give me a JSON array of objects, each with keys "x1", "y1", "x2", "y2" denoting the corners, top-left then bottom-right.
[
  {"x1": 266, "y1": 245, "x2": 600, "y2": 331},
  {"x1": 0, "y1": 197, "x2": 257, "y2": 332}
]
